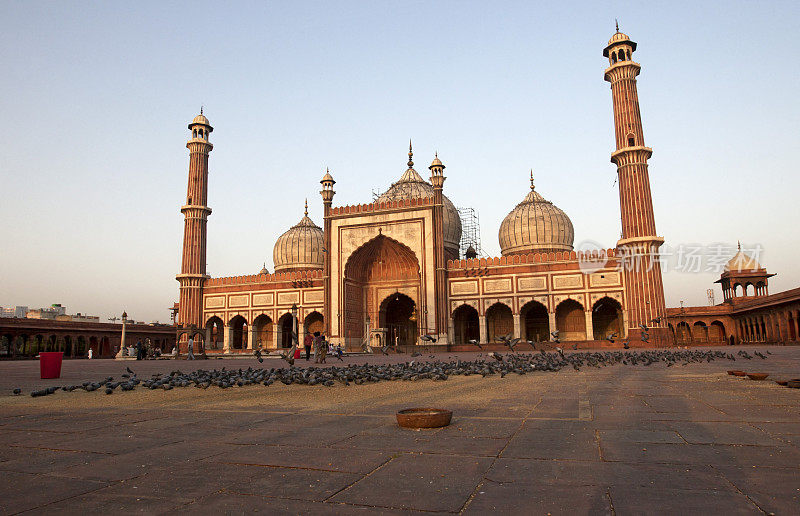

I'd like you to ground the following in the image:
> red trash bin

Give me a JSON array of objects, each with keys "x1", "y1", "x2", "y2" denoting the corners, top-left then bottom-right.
[{"x1": 40, "y1": 352, "x2": 64, "y2": 379}]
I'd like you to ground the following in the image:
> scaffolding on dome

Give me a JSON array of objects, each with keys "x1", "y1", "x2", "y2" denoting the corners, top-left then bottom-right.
[{"x1": 457, "y1": 207, "x2": 487, "y2": 259}]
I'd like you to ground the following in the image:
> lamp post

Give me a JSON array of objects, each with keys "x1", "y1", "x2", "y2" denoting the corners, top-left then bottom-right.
[
  {"x1": 289, "y1": 303, "x2": 299, "y2": 364},
  {"x1": 364, "y1": 314, "x2": 371, "y2": 353},
  {"x1": 116, "y1": 311, "x2": 128, "y2": 358}
]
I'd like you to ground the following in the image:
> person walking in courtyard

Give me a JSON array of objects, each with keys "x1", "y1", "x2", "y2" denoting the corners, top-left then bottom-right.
[
  {"x1": 88, "y1": 347, "x2": 93, "y2": 359},
  {"x1": 318, "y1": 335, "x2": 328, "y2": 363},
  {"x1": 187, "y1": 336, "x2": 195, "y2": 360},
  {"x1": 135, "y1": 339, "x2": 143, "y2": 360},
  {"x1": 304, "y1": 332, "x2": 312, "y2": 361},
  {"x1": 313, "y1": 331, "x2": 322, "y2": 363}
]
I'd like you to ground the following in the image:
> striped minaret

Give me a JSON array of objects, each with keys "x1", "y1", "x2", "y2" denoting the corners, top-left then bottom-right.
[
  {"x1": 604, "y1": 27, "x2": 667, "y2": 341},
  {"x1": 177, "y1": 110, "x2": 213, "y2": 340}
]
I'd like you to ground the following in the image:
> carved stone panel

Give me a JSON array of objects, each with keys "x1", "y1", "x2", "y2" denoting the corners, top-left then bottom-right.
[
  {"x1": 450, "y1": 280, "x2": 478, "y2": 296},
  {"x1": 589, "y1": 271, "x2": 621, "y2": 287},
  {"x1": 304, "y1": 290, "x2": 324, "y2": 304},
  {"x1": 483, "y1": 278, "x2": 512, "y2": 294},
  {"x1": 228, "y1": 294, "x2": 249, "y2": 308},
  {"x1": 252, "y1": 293, "x2": 274, "y2": 306},
  {"x1": 552, "y1": 274, "x2": 584, "y2": 289},
  {"x1": 518, "y1": 276, "x2": 547, "y2": 292},
  {"x1": 277, "y1": 291, "x2": 300, "y2": 306},
  {"x1": 204, "y1": 296, "x2": 225, "y2": 309}
]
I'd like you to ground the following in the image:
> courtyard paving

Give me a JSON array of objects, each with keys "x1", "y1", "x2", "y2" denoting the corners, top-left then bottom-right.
[{"x1": 0, "y1": 346, "x2": 798, "y2": 514}]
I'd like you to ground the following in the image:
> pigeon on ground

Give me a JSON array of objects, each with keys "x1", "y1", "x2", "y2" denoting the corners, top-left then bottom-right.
[{"x1": 468, "y1": 339, "x2": 483, "y2": 350}]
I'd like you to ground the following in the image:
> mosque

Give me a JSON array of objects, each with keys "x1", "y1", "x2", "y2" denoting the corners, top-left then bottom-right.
[{"x1": 174, "y1": 28, "x2": 800, "y2": 354}]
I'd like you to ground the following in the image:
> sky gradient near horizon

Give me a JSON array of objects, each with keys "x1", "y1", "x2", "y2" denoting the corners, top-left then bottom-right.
[{"x1": 2, "y1": 1, "x2": 799, "y2": 323}]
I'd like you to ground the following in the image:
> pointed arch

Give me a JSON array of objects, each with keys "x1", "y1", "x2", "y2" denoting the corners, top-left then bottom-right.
[
  {"x1": 452, "y1": 304, "x2": 479, "y2": 345},
  {"x1": 556, "y1": 299, "x2": 585, "y2": 341},
  {"x1": 592, "y1": 297, "x2": 623, "y2": 340},
  {"x1": 486, "y1": 302, "x2": 513, "y2": 343},
  {"x1": 520, "y1": 300, "x2": 548, "y2": 343},
  {"x1": 252, "y1": 314, "x2": 274, "y2": 350}
]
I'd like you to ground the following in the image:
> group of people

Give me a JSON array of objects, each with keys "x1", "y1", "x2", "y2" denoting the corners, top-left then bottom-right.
[{"x1": 297, "y1": 331, "x2": 342, "y2": 363}]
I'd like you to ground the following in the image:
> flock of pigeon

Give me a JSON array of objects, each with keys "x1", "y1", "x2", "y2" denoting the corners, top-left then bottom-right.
[{"x1": 14, "y1": 348, "x2": 769, "y2": 398}]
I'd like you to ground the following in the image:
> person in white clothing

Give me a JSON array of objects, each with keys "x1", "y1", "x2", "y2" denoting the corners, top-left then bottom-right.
[
  {"x1": 187, "y1": 337, "x2": 195, "y2": 360},
  {"x1": 88, "y1": 348, "x2": 93, "y2": 359}
]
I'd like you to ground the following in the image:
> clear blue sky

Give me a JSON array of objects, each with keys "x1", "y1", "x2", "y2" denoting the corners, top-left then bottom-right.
[{"x1": 2, "y1": 1, "x2": 799, "y2": 322}]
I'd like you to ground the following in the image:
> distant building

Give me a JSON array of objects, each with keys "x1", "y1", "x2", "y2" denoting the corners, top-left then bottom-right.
[
  {"x1": 25, "y1": 304, "x2": 101, "y2": 322},
  {"x1": 0, "y1": 306, "x2": 28, "y2": 318},
  {"x1": 26, "y1": 304, "x2": 67, "y2": 320}
]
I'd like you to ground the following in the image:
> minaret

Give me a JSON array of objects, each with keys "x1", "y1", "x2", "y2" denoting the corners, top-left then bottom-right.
[
  {"x1": 320, "y1": 168, "x2": 336, "y2": 339},
  {"x1": 429, "y1": 150, "x2": 447, "y2": 340},
  {"x1": 604, "y1": 26, "x2": 667, "y2": 340},
  {"x1": 177, "y1": 110, "x2": 213, "y2": 342}
]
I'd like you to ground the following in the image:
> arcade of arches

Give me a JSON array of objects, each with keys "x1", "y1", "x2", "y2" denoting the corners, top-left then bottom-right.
[
  {"x1": 343, "y1": 235, "x2": 421, "y2": 345},
  {"x1": 449, "y1": 296, "x2": 625, "y2": 345},
  {"x1": 667, "y1": 302, "x2": 800, "y2": 346},
  {"x1": 0, "y1": 319, "x2": 175, "y2": 359},
  {"x1": 197, "y1": 311, "x2": 325, "y2": 353}
]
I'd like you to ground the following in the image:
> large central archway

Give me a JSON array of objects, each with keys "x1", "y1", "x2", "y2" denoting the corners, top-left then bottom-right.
[
  {"x1": 343, "y1": 235, "x2": 421, "y2": 348},
  {"x1": 380, "y1": 293, "x2": 417, "y2": 347}
]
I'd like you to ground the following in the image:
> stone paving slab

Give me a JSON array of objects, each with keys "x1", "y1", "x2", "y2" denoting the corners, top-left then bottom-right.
[
  {"x1": 330, "y1": 453, "x2": 494, "y2": 512},
  {"x1": 465, "y1": 483, "x2": 613, "y2": 515},
  {"x1": 0, "y1": 345, "x2": 798, "y2": 514},
  {"x1": 608, "y1": 487, "x2": 760, "y2": 516}
]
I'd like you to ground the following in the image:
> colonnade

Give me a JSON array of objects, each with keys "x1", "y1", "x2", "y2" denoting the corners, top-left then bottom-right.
[{"x1": 737, "y1": 308, "x2": 800, "y2": 343}]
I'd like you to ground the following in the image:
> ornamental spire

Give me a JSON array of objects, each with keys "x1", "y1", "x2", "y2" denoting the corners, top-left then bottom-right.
[
  {"x1": 304, "y1": 198, "x2": 308, "y2": 217},
  {"x1": 615, "y1": 19, "x2": 619, "y2": 32},
  {"x1": 530, "y1": 169, "x2": 535, "y2": 190},
  {"x1": 407, "y1": 139, "x2": 414, "y2": 169}
]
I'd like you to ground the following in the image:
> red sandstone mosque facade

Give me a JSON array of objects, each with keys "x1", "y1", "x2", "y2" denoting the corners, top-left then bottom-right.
[{"x1": 173, "y1": 29, "x2": 800, "y2": 353}]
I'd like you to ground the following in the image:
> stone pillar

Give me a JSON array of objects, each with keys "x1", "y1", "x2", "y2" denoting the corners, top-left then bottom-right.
[
  {"x1": 247, "y1": 326, "x2": 257, "y2": 350},
  {"x1": 479, "y1": 314, "x2": 487, "y2": 344},
  {"x1": 448, "y1": 316, "x2": 455, "y2": 345},
  {"x1": 512, "y1": 314, "x2": 521, "y2": 340},
  {"x1": 223, "y1": 324, "x2": 231, "y2": 353},
  {"x1": 585, "y1": 311, "x2": 594, "y2": 341},
  {"x1": 548, "y1": 312, "x2": 557, "y2": 339}
]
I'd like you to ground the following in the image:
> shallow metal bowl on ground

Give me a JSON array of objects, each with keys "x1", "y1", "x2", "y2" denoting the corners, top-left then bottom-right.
[
  {"x1": 776, "y1": 380, "x2": 788, "y2": 386},
  {"x1": 396, "y1": 408, "x2": 452, "y2": 429},
  {"x1": 731, "y1": 370, "x2": 747, "y2": 377},
  {"x1": 727, "y1": 370, "x2": 741, "y2": 375},
  {"x1": 787, "y1": 380, "x2": 800, "y2": 389},
  {"x1": 746, "y1": 373, "x2": 769, "y2": 381}
]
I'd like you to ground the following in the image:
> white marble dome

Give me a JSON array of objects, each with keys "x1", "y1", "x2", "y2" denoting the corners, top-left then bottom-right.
[
  {"x1": 273, "y1": 204, "x2": 324, "y2": 272},
  {"x1": 499, "y1": 176, "x2": 574, "y2": 256}
]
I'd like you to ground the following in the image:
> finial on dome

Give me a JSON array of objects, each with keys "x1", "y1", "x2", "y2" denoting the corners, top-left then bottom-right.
[
  {"x1": 738, "y1": 240, "x2": 741, "y2": 251},
  {"x1": 407, "y1": 140, "x2": 414, "y2": 168},
  {"x1": 615, "y1": 19, "x2": 619, "y2": 32},
  {"x1": 530, "y1": 169, "x2": 535, "y2": 190},
  {"x1": 200, "y1": 105, "x2": 203, "y2": 115},
  {"x1": 304, "y1": 198, "x2": 308, "y2": 216}
]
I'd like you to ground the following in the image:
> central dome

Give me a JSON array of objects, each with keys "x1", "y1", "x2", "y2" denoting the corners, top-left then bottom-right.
[
  {"x1": 376, "y1": 144, "x2": 462, "y2": 258},
  {"x1": 499, "y1": 174, "x2": 574, "y2": 256},
  {"x1": 273, "y1": 202, "x2": 324, "y2": 272}
]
